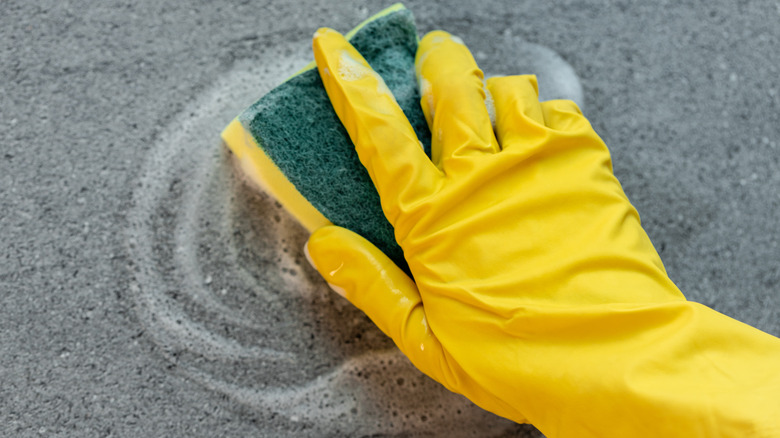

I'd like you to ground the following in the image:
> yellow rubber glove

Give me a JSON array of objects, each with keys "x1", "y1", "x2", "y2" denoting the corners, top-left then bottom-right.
[{"x1": 305, "y1": 28, "x2": 780, "y2": 437}]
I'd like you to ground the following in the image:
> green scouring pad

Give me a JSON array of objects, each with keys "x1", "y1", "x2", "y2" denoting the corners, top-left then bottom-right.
[{"x1": 222, "y1": 3, "x2": 429, "y2": 274}]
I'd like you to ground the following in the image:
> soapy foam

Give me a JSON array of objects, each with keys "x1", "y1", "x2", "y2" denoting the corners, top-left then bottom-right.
[
  {"x1": 419, "y1": 77, "x2": 434, "y2": 119},
  {"x1": 313, "y1": 27, "x2": 335, "y2": 40},
  {"x1": 414, "y1": 50, "x2": 429, "y2": 83},
  {"x1": 338, "y1": 49, "x2": 399, "y2": 115},
  {"x1": 376, "y1": 79, "x2": 395, "y2": 100},
  {"x1": 414, "y1": 34, "x2": 582, "y2": 138},
  {"x1": 125, "y1": 40, "x2": 533, "y2": 436},
  {"x1": 338, "y1": 50, "x2": 371, "y2": 81},
  {"x1": 483, "y1": 78, "x2": 497, "y2": 130},
  {"x1": 431, "y1": 35, "x2": 446, "y2": 44}
]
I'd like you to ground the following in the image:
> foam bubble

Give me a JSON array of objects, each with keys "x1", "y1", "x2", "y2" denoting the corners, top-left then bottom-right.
[
  {"x1": 415, "y1": 50, "x2": 429, "y2": 81},
  {"x1": 419, "y1": 77, "x2": 435, "y2": 119},
  {"x1": 483, "y1": 78, "x2": 497, "y2": 130},
  {"x1": 376, "y1": 79, "x2": 395, "y2": 101},
  {"x1": 313, "y1": 27, "x2": 336, "y2": 40},
  {"x1": 338, "y1": 50, "x2": 371, "y2": 81},
  {"x1": 326, "y1": 283, "x2": 348, "y2": 298}
]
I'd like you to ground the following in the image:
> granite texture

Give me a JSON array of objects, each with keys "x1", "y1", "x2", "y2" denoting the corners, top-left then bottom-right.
[{"x1": 1, "y1": 1, "x2": 778, "y2": 437}]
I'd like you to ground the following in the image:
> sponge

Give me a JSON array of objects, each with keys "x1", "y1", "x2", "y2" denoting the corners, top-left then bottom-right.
[{"x1": 222, "y1": 4, "x2": 429, "y2": 274}]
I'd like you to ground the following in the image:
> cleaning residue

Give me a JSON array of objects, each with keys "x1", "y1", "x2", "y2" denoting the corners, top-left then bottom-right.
[
  {"x1": 451, "y1": 35, "x2": 465, "y2": 46},
  {"x1": 418, "y1": 77, "x2": 434, "y2": 119},
  {"x1": 338, "y1": 49, "x2": 371, "y2": 81},
  {"x1": 483, "y1": 78, "x2": 496, "y2": 129}
]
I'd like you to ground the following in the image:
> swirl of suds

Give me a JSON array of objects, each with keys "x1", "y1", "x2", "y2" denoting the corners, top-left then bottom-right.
[{"x1": 126, "y1": 33, "x2": 579, "y2": 436}]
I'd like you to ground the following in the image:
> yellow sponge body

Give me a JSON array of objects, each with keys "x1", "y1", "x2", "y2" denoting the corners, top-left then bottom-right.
[{"x1": 222, "y1": 117, "x2": 330, "y2": 232}]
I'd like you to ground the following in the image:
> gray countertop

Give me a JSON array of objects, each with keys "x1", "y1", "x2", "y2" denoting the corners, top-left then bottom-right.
[{"x1": 2, "y1": 1, "x2": 778, "y2": 436}]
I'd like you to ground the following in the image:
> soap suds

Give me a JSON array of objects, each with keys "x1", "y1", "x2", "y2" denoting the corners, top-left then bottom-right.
[
  {"x1": 338, "y1": 50, "x2": 372, "y2": 81},
  {"x1": 338, "y1": 50, "x2": 397, "y2": 107},
  {"x1": 126, "y1": 54, "x2": 518, "y2": 437},
  {"x1": 327, "y1": 283, "x2": 348, "y2": 298},
  {"x1": 313, "y1": 27, "x2": 336, "y2": 40},
  {"x1": 376, "y1": 79, "x2": 396, "y2": 101},
  {"x1": 415, "y1": 51, "x2": 430, "y2": 82},
  {"x1": 483, "y1": 78, "x2": 496, "y2": 130},
  {"x1": 419, "y1": 77, "x2": 435, "y2": 119}
]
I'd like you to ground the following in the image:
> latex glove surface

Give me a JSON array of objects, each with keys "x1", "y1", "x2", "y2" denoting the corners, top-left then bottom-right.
[{"x1": 306, "y1": 28, "x2": 780, "y2": 437}]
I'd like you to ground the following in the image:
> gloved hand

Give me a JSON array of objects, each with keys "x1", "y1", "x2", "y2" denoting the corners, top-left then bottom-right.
[{"x1": 305, "y1": 28, "x2": 780, "y2": 437}]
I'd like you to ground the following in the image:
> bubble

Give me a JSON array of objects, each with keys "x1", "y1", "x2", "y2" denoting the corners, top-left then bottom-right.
[
  {"x1": 483, "y1": 78, "x2": 496, "y2": 129},
  {"x1": 419, "y1": 77, "x2": 434, "y2": 119},
  {"x1": 338, "y1": 49, "x2": 371, "y2": 81}
]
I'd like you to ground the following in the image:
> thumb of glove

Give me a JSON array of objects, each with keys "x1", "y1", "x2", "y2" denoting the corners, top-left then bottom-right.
[{"x1": 305, "y1": 226, "x2": 457, "y2": 389}]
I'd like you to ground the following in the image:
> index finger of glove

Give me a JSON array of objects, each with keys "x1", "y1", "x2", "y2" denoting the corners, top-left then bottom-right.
[{"x1": 313, "y1": 28, "x2": 440, "y2": 213}]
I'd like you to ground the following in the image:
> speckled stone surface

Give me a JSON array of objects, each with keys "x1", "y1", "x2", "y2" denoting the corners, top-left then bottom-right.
[{"x1": 1, "y1": 1, "x2": 778, "y2": 437}]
